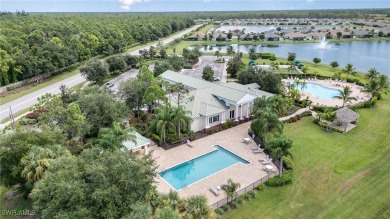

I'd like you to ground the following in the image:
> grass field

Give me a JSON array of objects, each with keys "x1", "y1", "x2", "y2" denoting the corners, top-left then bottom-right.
[{"x1": 224, "y1": 91, "x2": 390, "y2": 219}]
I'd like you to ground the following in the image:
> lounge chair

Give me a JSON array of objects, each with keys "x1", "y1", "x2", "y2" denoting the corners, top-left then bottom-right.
[
  {"x1": 209, "y1": 187, "x2": 220, "y2": 196},
  {"x1": 253, "y1": 150, "x2": 263, "y2": 154},
  {"x1": 187, "y1": 140, "x2": 193, "y2": 148},
  {"x1": 262, "y1": 161, "x2": 270, "y2": 165},
  {"x1": 259, "y1": 158, "x2": 267, "y2": 162}
]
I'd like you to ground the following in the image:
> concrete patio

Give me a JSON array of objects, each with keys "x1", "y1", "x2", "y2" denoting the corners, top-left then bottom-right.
[{"x1": 150, "y1": 122, "x2": 277, "y2": 206}]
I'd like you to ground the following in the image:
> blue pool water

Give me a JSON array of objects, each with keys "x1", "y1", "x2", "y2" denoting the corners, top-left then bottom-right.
[
  {"x1": 294, "y1": 82, "x2": 340, "y2": 100},
  {"x1": 159, "y1": 146, "x2": 249, "y2": 190}
]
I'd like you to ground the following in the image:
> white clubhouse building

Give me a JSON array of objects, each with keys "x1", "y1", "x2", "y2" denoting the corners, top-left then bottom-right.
[{"x1": 161, "y1": 70, "x2": 274, "y2": 132}]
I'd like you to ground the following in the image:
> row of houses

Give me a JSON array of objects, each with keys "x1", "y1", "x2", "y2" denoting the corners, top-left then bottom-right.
[{"x1": 195, "y1": 18, "x2": 390, "y2": 28}]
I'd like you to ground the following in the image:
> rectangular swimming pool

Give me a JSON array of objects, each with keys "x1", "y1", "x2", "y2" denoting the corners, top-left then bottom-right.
[{"x1": 159, "y1": 145, "x2": 249, "y2": 190}]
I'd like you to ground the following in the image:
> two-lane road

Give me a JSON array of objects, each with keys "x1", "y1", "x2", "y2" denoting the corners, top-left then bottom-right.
[{"x1": 0, "y1": 25, "x2": 201, "y2": 123}]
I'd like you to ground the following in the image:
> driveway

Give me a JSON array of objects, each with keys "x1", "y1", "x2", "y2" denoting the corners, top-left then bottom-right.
[{"x1": 182, "y1": 56, "x2": 229, "y2": 83}]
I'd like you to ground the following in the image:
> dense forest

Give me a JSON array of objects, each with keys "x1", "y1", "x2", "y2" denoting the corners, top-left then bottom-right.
[{"x1": 0, "y1": 13, "x2": 194, "y2": 86}]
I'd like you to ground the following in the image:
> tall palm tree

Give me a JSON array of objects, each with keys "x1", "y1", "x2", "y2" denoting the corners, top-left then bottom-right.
[
  {"x1": 185, "y1": 196, "x2": 210, "y2": 219},
  {"x1": 266, "y1": 134, "x2": 293, "y2": 177},
  {"x1": 366, "y1": 68, "x2": 379, "y2": 80},
  {"x1": 226, "y1": 45, "x2": 235, "y2": 56},
  {"x1": 269, "y1": 95, "x2": 291, "y2": 117},
  {"x1": 318, "y1": 110, "x2": 337, "y2": 132},
  {"x1": 287, "y1": 63, "x2": 295, "y2": 77},
  {"x1": 96, "y1": 122, "x2": 136, "y2": 150},
  {"x1": 20, "y1": 145, "x2": 70, "y2": 183},
  {"x1": 251, "y1": 107, "x2": 283, "y2": 143},
  {"x1": 289, "y1": 88, "x2": 301, "y2": 104},
  {"x1": 150, "y1": 104, "x2": 176, "y2": 144},
  {"x1": 342, "y1": 63, "x2": 356, "y2": 81},
  {"x1": 378, "y1": 74, "x2": 389, "y2": 92},
  {"x1": 270, "y1": 62, "x2": 279, "y2": 73},
  {"x1": 248, "y1": 47, "x2": 256, "y2": 60},
  {"x1": 300, "y1": 80, "x2": 308, "y2": 93},
  {"x1": 364, "y1": 79, "x2": 381, "y2": 106},
  {"x1": 333, "y1": 86, "x2": 357, "y2": 107},
  {"x1": 221, "y1": 179, "x2": 241, "y2": 204},
  {"x1": 171, "y1": 106, "x2": 191, "y2": 138}
]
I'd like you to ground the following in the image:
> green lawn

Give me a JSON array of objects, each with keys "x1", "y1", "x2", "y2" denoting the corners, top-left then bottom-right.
[{"x1": 224, "y1": 91, "x2": 390, "y2": 219}]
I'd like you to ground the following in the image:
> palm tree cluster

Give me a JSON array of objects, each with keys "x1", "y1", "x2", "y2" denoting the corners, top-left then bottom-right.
[
  {"x1": 221, "y1": 179, "x2": 241, "y2": 204},
  {"x1": 149, "y1": 104, "x2": 192, "y2": 145},
  {"x1": 333, "y1": 86, "x2": 357, "y2": 107},
  {"x1": 364, "y1": 69, "x2": 389, "y2": 105}
]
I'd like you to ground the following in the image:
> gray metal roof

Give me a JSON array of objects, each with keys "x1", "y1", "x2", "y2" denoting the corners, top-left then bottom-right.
[
  {"x1": 122, "y1": 131, "x2": 150, "y2": 151},
  {"x1": 160, "y1": 71, "x2": 274, "y2": 103}
]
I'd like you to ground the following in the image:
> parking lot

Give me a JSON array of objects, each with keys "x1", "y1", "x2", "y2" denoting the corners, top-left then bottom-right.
[{"x1": 182, "y1": 56, "x2": 228, "y2": 83}]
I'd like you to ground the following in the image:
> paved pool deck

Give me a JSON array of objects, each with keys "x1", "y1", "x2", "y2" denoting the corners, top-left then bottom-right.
[
  {"x1": 150, "y1": 122, "x2": 277, "y2": 206},
  {"x1": 283, "y1": 79, "x2": 371, "y2": 107}
]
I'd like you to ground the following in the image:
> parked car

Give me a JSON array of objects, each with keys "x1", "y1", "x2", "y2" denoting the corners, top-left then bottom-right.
[
  {"x1": 106, "y1": 82, "x2": 114, "y2": 88},
  {"x1": 213, "y1": 77, "x2": 220, "y2": 81}
]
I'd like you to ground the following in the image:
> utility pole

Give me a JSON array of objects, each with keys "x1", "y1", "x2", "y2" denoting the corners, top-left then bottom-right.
[{"x1": 9, "y1": 106, "x2": 15, "y2": 129}]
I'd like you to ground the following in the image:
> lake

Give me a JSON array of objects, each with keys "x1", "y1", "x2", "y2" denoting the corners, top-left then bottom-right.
[
  {"x1": 215, "y1": 25, "x2": 341, "y2": 33},
  {"x1": 197, "y1": 40, "x2": 390, "y2": 76}
]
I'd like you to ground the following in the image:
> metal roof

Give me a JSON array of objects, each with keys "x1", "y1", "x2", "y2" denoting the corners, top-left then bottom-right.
[{"x1": 122, "y1": 131, "x2": 150, "y2": 151}]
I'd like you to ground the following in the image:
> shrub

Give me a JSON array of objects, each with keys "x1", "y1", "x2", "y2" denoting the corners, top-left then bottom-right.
[
  {"x1": 236, "y1": 196, "x2": 245, "y2": 204},
  {"x1": 247, "y1": 190, "x2": 257, "y2": 199},
  {"x1": 231, "y1": 201, "x2": 239, "y2": 209},
  {"x1": 312, "y1": 105, "x2": 337, "y2": 113},
  {"x1": 283, "y1": 156, "x2": 294, "y2": 170},
  {"x1": 152, "y1": 134, "x2": 161, "y2": 143},
  {"x1": 166, "y1": 134, "x2": 179, "y2": 144},
  {"x1": 215, "y1": 208, "x2": 224, "y2": 215},
  {"x1": 257, "y1": 183, "x2": 265, "y2": 191},
  {"x1": 25, "y1": 112, "x2": 38, "y2": 120},
  {"x1": 19, "y1": 117, "x2": 37, "y2": 125},
  {"x1": 183, "y1": 64, "x2": 193, "y2": 69},
  {"x1": 265, "y1": 171, "x2": 293, "y2": 187},
  {"x1": 221, "y1": 204, "x2": 230, "y2": 212},
  {"x1": 222, "y1": 119, "x2": 236, "y2": 129},
  {"x1": 243, "y1": 193, "x2": 252, "y2": 201},
  {"x1": 188, "y1": 130, "x2": 195, "y2": 141}
]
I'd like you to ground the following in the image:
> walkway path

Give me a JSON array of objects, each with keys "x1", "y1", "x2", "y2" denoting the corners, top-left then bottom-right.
[{"x1": 279, "y1": 107, "x2": 311, "y2": 122}]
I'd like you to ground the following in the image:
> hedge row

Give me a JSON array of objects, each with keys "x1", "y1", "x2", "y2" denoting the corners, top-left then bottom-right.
[{"x1": 265, "y1": 171, "x2": 293, "y2": 187}]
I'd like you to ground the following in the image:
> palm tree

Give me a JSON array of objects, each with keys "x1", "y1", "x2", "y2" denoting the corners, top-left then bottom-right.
[
  {"x1": 221, "y1": 179, "x2": 241, "y2": 203},
  {"x1": 300, "y1": 80, "x2": 307, "y2": 92},
  {"x1": 226, "y1": 45, "x2": 235, "y2": 56},
  {"x1": 287, "y1": 63, "x2": 295, "y2": 77},
  {"x1": 171, "y1": 106, "x2": 191, "y2": 138},
  {"x1": 251, "y1": 107, "x2": 283, "y2": 143},
  {"x1": 270, "y1": 62, "x2": 279, "y2": 73},
  {"x1": 150, "y1": 104, "x2": 176, "y2": 144},
  {"x1": 96, "y1": 122, "x2": 136, "y2": 150},
  {"x1": 20, "y1": 145, "x2": 70, "y2": 183},
  {"x1": 185, "y1": 196, "x2": 210, "y2": 219},
  {"x1": 333, "y1": 71, "x2": 342, "y2": 80},
  {"x1": 269, "y1": 95, "x2": 291, "y2": 117},
  {"x1": 248, "y1": 47, "x2": 256, "y2": 60},
  {"x1": 266, "y1": 134, "x2": 293, "y2": 177},
  {"x1": 333, "y1": 86, "x2": 357, "y2": 107},
  {"x1": 318, "y1": 110, "x2": 337, "y2": 132},
  {"x1": 342, "y1": 63, "x2": 356, "y2": 81},
  {"x1": 378, "y1": 74, "x2": 389, "y2": 92},
  {"x1": 364, "y1": 79, "x2": 381, "y2": 106},
  {"x1": 214, "y1": 50, "x2": 220, "y2": 59},
  {"x1": 289, "y1": 88, "x2": 301, "y2": 104},
  {"x1": 366, "y1": 68, "x2": 379, "y2": 80}
]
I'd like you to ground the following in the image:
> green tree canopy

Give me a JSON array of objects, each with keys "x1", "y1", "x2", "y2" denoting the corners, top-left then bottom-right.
[
  {"x1": 80, "y1": 59, "x2": 109, "y2": 85},
  {"x1": 202, "y1": 65, "x2": 214, "y2": 82}
]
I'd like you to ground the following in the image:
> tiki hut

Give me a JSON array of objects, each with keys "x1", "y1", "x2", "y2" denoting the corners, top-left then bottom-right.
[{"x1": 334, "y1": 107, "x2": 359, "y2": 133}]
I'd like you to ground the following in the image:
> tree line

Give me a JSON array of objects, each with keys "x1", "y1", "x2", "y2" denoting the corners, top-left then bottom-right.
[{"x1": 0, "y1": 13, "x2": 195, "y2": 86}]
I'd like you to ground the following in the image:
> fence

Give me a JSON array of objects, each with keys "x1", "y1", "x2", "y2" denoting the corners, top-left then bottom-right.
[{"x1": 210, "y1": 172, "x2": 277, "y2": 209}]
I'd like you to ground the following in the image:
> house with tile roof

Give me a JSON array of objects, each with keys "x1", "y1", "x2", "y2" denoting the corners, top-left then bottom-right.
[{"x1": 160, "y1": 70, "x2": 274, "y2": 132}]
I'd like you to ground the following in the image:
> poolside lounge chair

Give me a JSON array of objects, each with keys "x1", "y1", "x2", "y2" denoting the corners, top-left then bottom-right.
[
  {"x1": 262, "y1": 161, "x2": 271, "y2": 165},
  {"x1": 209, "y1": 187, "x2": 220, "y2": 196},
  {"x1": 187, "y1": 140, "x2": 193, "y2": 148},
  {"x1": 253, "y1": 149, "x2": 263, "y2": 154}
]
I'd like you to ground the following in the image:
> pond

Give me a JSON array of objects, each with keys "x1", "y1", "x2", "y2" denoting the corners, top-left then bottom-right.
[
  {"x1": 215, "y1": 25, "x2": 341, "y2": 33},
  {"x1": 197, "y1": 40, "x2": 390, "y2": 76}
]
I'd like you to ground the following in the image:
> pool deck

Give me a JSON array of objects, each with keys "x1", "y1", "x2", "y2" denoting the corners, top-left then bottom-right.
[
  {"x1": 283, "y1": 79, "x2": 371, "y2": 107},
  {"x1": 150, "y1": 122, "x2": 276, "y2": 206}
]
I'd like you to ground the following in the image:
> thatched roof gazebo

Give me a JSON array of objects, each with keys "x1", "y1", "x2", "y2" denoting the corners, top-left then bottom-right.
[{"x1": 334, "y1": 107, "x2": 359, "y2": 133}]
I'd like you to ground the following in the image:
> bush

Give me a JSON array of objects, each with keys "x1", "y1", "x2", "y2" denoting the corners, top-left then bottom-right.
[
  {"x1": 183, "y1": 64, "x2": 193, "y2": 69},
  {"x1": 188, "y1": 130, "x2": 195, "y2": 141},
  {"x1": 231, "y1": 201, "x2": 239, "y2": 209},
  {"x1": 265, "y1": 171, "x2": 293, "y2": 187},
  {"x1": 152, "y1": 134, "x2": 161, "y2": 143},
  {"x1": 215, "y1": 208, "x2": 224, "y2": 215},
  {"x1": 166, "y1": 134, "x2": 179, "y2": 144},
  {"x1": 222, "y1": 119, "x2": 236, "y2": 129},
  {"x1": 221, "y1": 204, "x2": 230, "y2": 212},
  {"x1": 236, "y1": 196, "x2": 245, "y2": 204},
  {"x1": 312, "y1": 105, "x2": 337, "y2": 113},
  {"x1": 25, "y1": 112, "x2": 38, "y2": 120},
  {"x1": 283, "y1": 156, "x2": 294, "y2": 170},
  {"x1": 243, "y1": 193, "x2": 252, "y2": 201},
  {"x1": 19, "y1": 117, "x2": 37, "y2": 125},
  {"x1": 247, "y1": 190, "x2": 257, "y2": 199},
  {"x1": 257, "y1": 183, "x2": 265, "y2": 191}
]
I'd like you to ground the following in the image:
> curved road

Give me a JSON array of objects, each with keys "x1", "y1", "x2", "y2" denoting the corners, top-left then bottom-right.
[{"x1": 0, "y1": 25, "x2": 201, "y2": 123}]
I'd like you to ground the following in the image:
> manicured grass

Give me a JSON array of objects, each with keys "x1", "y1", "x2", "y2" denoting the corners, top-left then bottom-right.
[
  {"x1": 0, "y1": 186, "x2": 32, "y2": 219},
  {"x1": 223, "y1": 91, "x2": 390, "y2": 219}
]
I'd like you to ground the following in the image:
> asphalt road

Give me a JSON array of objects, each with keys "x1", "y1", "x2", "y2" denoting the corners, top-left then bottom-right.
[
  {"x1": 0, "y1": 73, "x2": 86, "y2": 122},
  {"x1": 129, "y1": 25, "x2": 201, "y2": 55},
  {"x1": 0, "y1": 25, "x2": 200, "y2": 123}
]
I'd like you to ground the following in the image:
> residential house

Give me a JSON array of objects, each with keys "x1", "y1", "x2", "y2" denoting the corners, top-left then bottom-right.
[
  {"x1": 213, "y1": 33, "x2": 227, "y2": 41},
  {"x1": 264, "y1": 32, "x2": 283, "y2": 41},
  {"x1": 284, "y1": 32, "x2": 307, "y2": 41},
  {"x1": 188, "y1": 32, "x2": 206, "y2": 41},
  {"x1": 160, "y1": 70, "x2": 274, "y2": 132},
  {"x1": 308, "y1": 32, "x2": 326, "y2": 40}
]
